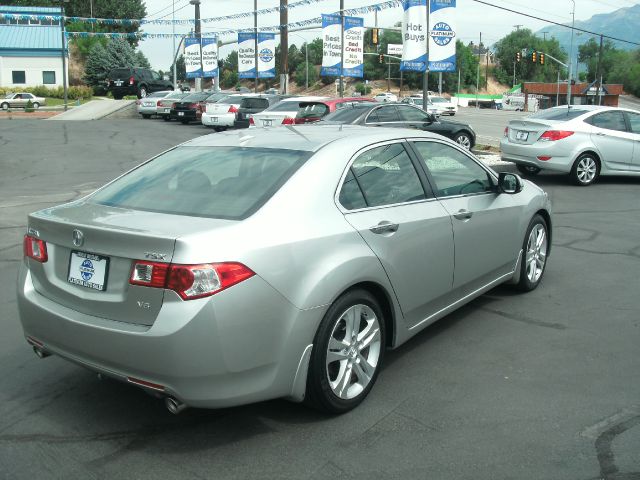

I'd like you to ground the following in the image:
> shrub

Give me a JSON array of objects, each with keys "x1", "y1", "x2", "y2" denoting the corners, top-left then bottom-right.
[
  {"x1": 24, "y1": 100, "x2": 34, "y2": 112},
  {"x1": 0, "y1": 85, "x2": 92, "y2": 100},
  {"x1": 354, "y1": 82, "x2": 372, "y2": 95}
]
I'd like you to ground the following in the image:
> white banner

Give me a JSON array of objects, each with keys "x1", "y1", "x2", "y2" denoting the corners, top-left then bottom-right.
[
  {"x1": 202, "y1": 37, "x2": 218, "y2": 77},
  {"x1": 429, "y1": 0, "x2": 456, "y2": 72},
  {"x1": 321, "y1": 14, "x2": 342, "y2": 77},
  {"x1": 258, "y1": 33, "x2": 276, "y2": 78},
  {"x1": 387, "y1": 43, "x2": 403, "y2": 56},
  {"x1": 400, "y1": 0, "x2": 427, "y2": 72},
  {"x1": 342, "y1": 16, "x2": 364, "y2": 78},
  {"x1": 184, "y1": 37, "x2": 202, "y2": 78},
  {"x1": 238, "y1": 32, "x2": 256, "y2": 79}
]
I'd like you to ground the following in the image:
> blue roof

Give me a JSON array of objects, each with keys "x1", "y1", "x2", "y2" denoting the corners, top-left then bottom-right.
[
  {"x1": 0, "y1": 5, "x2": 65, "y2": 55},
  {"x1": 0, "y1": 5, "x2": 62, "y2": 15}
]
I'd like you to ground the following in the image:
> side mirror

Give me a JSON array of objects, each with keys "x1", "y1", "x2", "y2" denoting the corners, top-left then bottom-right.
[{"x1": 498, "y1": 172, "x2": 523, "y2": 194}]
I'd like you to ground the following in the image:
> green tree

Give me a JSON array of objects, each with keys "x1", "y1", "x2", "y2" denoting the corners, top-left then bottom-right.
[
  {"x1": 294, "y1": 61, "x2": 318, "y2": 87},
  {"x1": 169, "y1": 55, "x2": 186, "y2": 82},
  {"x1": 493, "y1": 29, "x2": 567, "y2": 85},
  {"x1": 578, "y1": 38, "x2": 629, "y2": 83},
  {"x1": 83, "y1": 37, "x2": 150, "y2": 90},
  {"x1": 609, "y1": 49, "x2": 640, "y2": 96}
]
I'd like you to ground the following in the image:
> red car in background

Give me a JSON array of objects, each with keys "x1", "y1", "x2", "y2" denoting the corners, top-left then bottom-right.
[{"x1": 249, "y1": 96, "x2": 375, "y2": 127}]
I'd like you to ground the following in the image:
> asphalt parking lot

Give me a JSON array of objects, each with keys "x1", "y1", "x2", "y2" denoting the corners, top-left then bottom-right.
[{"x1": 0, "y1": 117, "x2": 638, "y2": 480}]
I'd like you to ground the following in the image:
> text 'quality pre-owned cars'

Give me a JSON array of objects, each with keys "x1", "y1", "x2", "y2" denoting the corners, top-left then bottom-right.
[{"x1": 18, "y1": 126, "x2": 551, "y2": 414}]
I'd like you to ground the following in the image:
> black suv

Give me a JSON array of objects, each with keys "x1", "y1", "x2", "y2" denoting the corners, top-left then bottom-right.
[
  {"x1": 234, "y1": 95, "x2": 291, "y2": 128},
  {"x1": 106, "y1": 67, "x2": 174, "y2": 99}
]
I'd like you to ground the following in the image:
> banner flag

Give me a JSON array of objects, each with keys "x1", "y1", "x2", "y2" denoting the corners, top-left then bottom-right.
[
  {"x1": 400, "y1": 0, "x2": 427, "y2": 72},
  {"x1": 184, "y1": 37, "x2": 202, "y2": 78},
  {"x1": 257, "y1": 33, "x2": 276, "y2": 78},
  {"x1": 238, "y1": 32, "x2": 256, "y2": 78},
  {"x1": 202, "y1": 37, "x2": 219, "y2": 77},
  {"x1": 428, "y1": 0, "x2": 456, "y2": 72},
  {"x1": 321, "y1": 14, "x2": 342, "y2": 77},
  {"x1": 342, "y1": 16, "x2": 364, "y2": 78}
]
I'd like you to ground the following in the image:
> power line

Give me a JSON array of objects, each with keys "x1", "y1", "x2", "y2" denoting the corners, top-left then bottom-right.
[
  {"x1": 471, "y1": 0, "x2": 640, "y2": 46},
  {"x1": 146, "y1": 0, "x2": 187, "y2": 20},
  {"x1": 153, "y1": 2, "x2": 190, "y2": 21}
]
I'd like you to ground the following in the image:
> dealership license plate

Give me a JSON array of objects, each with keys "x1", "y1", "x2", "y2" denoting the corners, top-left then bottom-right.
[
  {"x1": 178, "y1": 111, "x2": 184, "y2": 116},
  {"x1": 516, "y1": 130, "x2": 529, "y2": 141},
  {"x1": 163, "y1": 108, "x2": 170, "y2": 113},
  {"x1": 114, "y1": 80, "x2": 123, "y2": 87},
  {"x1": 262, "y1": 119, "x2": 273, "y2": 126},
  {"x1": 67, "y1": 251, "x2": 109, "y2": 291}
]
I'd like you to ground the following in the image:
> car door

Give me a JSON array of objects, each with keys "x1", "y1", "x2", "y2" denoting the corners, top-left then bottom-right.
[
  {"x1": 396, "y1": 104, "x2": 432, "y2": 130},
  {"x1": 586, "y1": 110, "x2": 634, "y2": 170},
  {"x1": 624, "y1": 111, "x2": 640, "y2": 171},
  {"x1": 338, "y1": 141, "x2": 455, "y2": 327},
  {"x1": 409, "y1": 140, "x2": 524, "y2": 295}
]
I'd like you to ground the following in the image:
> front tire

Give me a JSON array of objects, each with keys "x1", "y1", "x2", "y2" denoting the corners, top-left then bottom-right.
[
  {"x1": 517, "y1": 165, "x2": 541, "y2": 176},
  {"x1": 305, "y1": 289, "x2": 385, "y2": 414},
  {"x1": 570, "y1": 153, "x2": 600, "y2": 186},
  {"x1": 1, "y1": 102, "x2": 8, "y2": 110},
  {"x1": 32, "y1": 102, "x2": 40, "y2": 109},
  {"x1": 514, "y1": 214, "x2": 549, "y2": 292},
  {"x1": 453, "y1": 132, "x2": 473, "y2": 150}
]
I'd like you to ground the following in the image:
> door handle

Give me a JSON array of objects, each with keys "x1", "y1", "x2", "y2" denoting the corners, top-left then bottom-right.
[
  {"x1": 453, "y1": 209, "x2": 473, "y2": 220},
  {"x1": 369, "y1": 221, "x2": 399, "y2": 234},
  {"x1": 595, "y1": 132, "x2": 606, "y2": 136}
]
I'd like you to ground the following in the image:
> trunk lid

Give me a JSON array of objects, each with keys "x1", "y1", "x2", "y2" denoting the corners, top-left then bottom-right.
[
  {"x1": 26, "y1": 201, "x2": 222, "y2": 326},
  {"x1": 251, "y1": 112, "x2": 297, "y2": 126},
  {"x1": 206, "y1": 102, "x2": 240, "y2": 115},
  {"x1": 507, "y1": 119, "x2": 560, "y2": 145}
]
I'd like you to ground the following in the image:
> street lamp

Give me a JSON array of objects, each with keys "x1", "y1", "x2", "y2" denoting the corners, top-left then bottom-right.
[
  {"x1": 59, "y1": 0, "x2": 69, "y2": 111},
  {"x1": 566, "y1": 0, "x2": 575, "y2": 106},
  {"x1": 290, "y1": 32, "x2": 309, "y2": 90}
]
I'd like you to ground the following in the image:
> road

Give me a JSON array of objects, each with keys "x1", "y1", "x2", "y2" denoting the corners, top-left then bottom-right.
[
  {"x1": 454, "y1": 109, "x2": 525, "y2": 146},
  {"x1": 0, "y1": 118, "x2": 639, "y2": 480}
]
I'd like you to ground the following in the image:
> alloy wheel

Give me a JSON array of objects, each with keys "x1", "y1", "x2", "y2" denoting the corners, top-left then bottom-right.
[
  {"x1": 325, "y1": 304, "x2": 382, "y2": 400},
  {"x1": 576, "y1": 156, "x2": 597, "y2": 184},
  {"x1": 455, "y1": 134, "x2": 472, "y2": 150},
  {"x1": 525, "y1": 223, "x2": 548, "y2": 284}
]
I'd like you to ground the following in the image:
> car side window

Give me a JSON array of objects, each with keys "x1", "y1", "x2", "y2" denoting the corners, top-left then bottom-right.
[
  {"x1": 152, "y1": 71, "x2": 161, "y2": 80},
  {"x1": 412, "y1": 141, "x2": 494, "y2": 197},
  {"x1": 626, "y1": 112, "x2": 640, "y2": 134},
  {"x1": 340, "y1": 143, "x2": 426, "y2": 209},
  {"x1": 374, "y1": 106, "x2": 400, "y2": 122},
  {"x1": 397, "y1": 106, "x2": 429, "y2": 122},
  {"x1": 589, "y1": 111, "x2": 627, "y2": 132}
]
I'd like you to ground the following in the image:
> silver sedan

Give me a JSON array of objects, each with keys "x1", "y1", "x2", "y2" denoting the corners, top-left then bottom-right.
[
  {"x1": 18, "y1": 126, "x2": 552, "y2": 414},
  {"x1": 501, "y1": 105, "x2": 640, "y2": 185}
]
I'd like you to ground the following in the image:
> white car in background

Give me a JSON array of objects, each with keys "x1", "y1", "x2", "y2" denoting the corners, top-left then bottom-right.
[
  {"x1": 429, "y1": 96, "x2": 457, "y2": 116},
  {"x1": 250, "y1": 96, "x2": 328, "y2": 127},
  {"x1": 136, "y1": 90, "x2": 174, "y2": 119},
  {"x1": 374, "y1": 92, "x2": 398, "y2": 103},
  {"x1": 201, "y1": 93, "x2": 257, "y2": 131}
]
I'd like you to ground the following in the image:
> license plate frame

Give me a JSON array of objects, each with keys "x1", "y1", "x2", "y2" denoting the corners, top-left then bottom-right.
[
  {"x1": 178, "y1": 111, "x2": 184, "y2": 116},
  {"x1": 516, "y1": 130, "x2": 529, "y2": 141},
  {"x1": 67, "y1": 251, "x2": 110, "y2": 291}
]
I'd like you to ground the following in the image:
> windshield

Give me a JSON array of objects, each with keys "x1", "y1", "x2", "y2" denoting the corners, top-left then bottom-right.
[
  {"x1": 90, "y1": 147, "x2": 311, "y2": 220},
  {"x1": 216, "y1": 95, "x2": 246, "y2": 105},
  {"x1": 181, "y1": 93, "x2": 210, "y2": 102},
  {"x1": 265, "y1": 101, "x2": 306, "y2": 112},
  {"x1": 430, "y1": 97, "x2": 448, "y2": 103},
  {"x1": 241, "y1": 97, "x2": 270, "y2": 109},
  {"x1": 529, "y1": 107, "x2": 588, "y2": 121}
]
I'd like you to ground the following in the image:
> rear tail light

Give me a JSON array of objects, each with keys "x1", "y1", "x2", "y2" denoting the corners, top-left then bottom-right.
[
  {"x1": 249, "y1": 117, "x2": 255, "y2": 125},
  {"x1": 539, "y1": 130, "x2": 574, "y2": 142},
  {"x1": 157, "y1": 100, "x2": 162, "y2": 107},
  {"x1": 129, "y1": 261, "x2": 254, "y2": 300},
  {"x1": 24, "y1": 235, "x2": 48, "y2": 263},
  {"x1": 129, "y1": 76, "x2": 135, "y2": 85},
  {"x1": 281, "y1": 117, "x2": 295, "y2": 125},
  {"x1": 189, "y1": 103, "x2": 198, "y2": 109},
  {"x1": 295, "y1": 117, "x2": 320, "y2": 124},
  {"x1": 228, "y1": 105, "x2": 238, "y2": 113},
  {"x1": 136, "y1": 99, "x2": 141, "y2": 105},
  {"x1": 504, "y1": 126, "x2": 509, "y2": 137},
  {"x1": 537, "y1": 156, "x2": 552, "y2": 161}
]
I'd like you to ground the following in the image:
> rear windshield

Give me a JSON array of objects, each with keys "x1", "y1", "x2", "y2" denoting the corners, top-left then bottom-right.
[
  {"x1": 241, "y1": 97, "x2": 270, "y2": 109},
  {"x1": 181, "y1": 93, "x2": 210, "y2": 102},
  {"x1": 109, "y1": 68, "x2": 131, "y2": 78},
  {"x1": 90, "y1": 147, "x2": 311, "y2": 220},
  {"x1": 266, "y1": 101, "x2": 305, "y2": 112},
  {"x1": 323, "y1": 104, "x2": 371, "y2": 122},
  {"x1": 205, "y1": 93, "x2": 228, "y2": 102},
  {"x1": 216, "y1": 95, "x2": 245, "y2": 104},
  {"x1": 430, "y1": 97, "x2": 448, "y2": 103},
  {"x1": 529, "y1": 107, "x2": 587, "y2": 121},
  {"x1": 147, "y1": 91, "x2": 170, "y2": 98}
]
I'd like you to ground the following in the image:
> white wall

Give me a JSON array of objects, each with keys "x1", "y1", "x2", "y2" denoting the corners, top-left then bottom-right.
[{"x1": 0, "y1": 56, "x2": 68, "y2": 88}]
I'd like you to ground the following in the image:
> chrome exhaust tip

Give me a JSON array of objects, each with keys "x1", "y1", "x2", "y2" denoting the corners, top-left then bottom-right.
[
  {"x1": 165, "y1": 396, "x2": 187, "y2": 415},
  {"x1": 33, "y1": 346, "x2": 51, "y2": 359}
]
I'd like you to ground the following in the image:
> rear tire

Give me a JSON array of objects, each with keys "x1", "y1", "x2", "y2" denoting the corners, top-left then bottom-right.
[
  {"x1": 305, "y1": 289, "x2": 385, "y2": 414},
  {"x1": 514, "y1": 214, "x2": 549, "y2": 292},
  {"x1": 1, "y1": 102, "x2": 8, "y2": 110},
  {"x1": 517, "y1": 165, "x2": 541, "y2": 176},
  {"x1": 180, "y1": 119, "x2": 189, "y2": 124},
  {"x1": 142, "y1": 114, "x2": 151, "y2": 119},
  {"x1": 570, "y1": 153, "x2": 600, "y2": 186},
  {"x1": 162, "y1": 115, "x2": 170, "y2": 122},
  {"x1": 32, "y1": 102, "x2": 40, "y2": 109},
  {"x1": 113, "y1": 94, "x2": 123, "y2": 100}
]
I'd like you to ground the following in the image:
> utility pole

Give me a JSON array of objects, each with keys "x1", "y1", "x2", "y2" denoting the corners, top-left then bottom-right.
[
  {"x1": 254, "y1": 0, "x2": 259, "y2": 93},
  {"x1": 594, "y1": 34, "x2": 604, "y2": 105},
  {"x1": 541, "y1": 31, "x2": 548, "y2": 41},
  {"x1": 339, "y1": 0, "x2": 344, "y2": 98},
  {"x1": 172, "y1": 0, "x2": 177, "y2": 90},
  {"x1": 476, "y1": 31, "x2": 481, "y2": 109},
  {"x1": 513, "y1": 24, "x2": 522, "y2": 31},
  {"x1": 59, "y1": 0, "x2": 68, "y2": 110},
  {"x1": 190, "y1": 0, "x2": 201, "y2": 92},
  {"x1": 485, "y1": 44, "x2": 489, "y2": 90},
  {"x1": 567, "y1": 0, "x2": 575, "y2": 106},
  {"x1": 422, "y1": 2, "x2": 430, "y2": 111},
  {"x1": 280, "y1": 0, "x2": 288, "y2": 93}
]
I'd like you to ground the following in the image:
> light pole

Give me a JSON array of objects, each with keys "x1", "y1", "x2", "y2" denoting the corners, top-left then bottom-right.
[
  {"x1": 189, "y1": 0, "x2": 201, "y2": 92},
  {"x1": 566, "y1": 0, "x2": 575, "y2": 106},
  {"x1": 59, "y1": 0, "x2": 68, "y2": 110},
  {"x1": 172, "y1": 0, "x2": 177, "y2": 90},
  {"x1": 290, "y1": 32, "x2": 309, "y2": 90}
]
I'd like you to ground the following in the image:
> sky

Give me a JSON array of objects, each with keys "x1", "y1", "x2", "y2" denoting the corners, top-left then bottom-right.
[{"x1": 134, "y1": 0, "x2": 638, "y2": 71}]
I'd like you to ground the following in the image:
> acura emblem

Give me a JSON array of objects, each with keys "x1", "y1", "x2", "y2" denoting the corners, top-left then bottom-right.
[{"x1": 72, "y1": 229, "x2": 84, "y2": 247}]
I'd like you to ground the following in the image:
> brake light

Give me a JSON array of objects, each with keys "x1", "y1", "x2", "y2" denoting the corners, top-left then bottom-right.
[
  {"x1": 157, "y1": 100, "x2": 162, "y2": 107},
  {"x1": 135, "y1": 99, "x2": 141, "y2": 105},
  {"x1": 249, "y1": 117, "x2": 255, "y2": 125},
  {"x1": 129, "y1": 76, "x2": 135, "y2": 86},
  {"x1": 504, "y1": 126, "x2": 509, "y2": 137},
  {"x1": 228, "y1": 105, "x2": 238, "y2": 113},
  {"x1": 539, "y1": 130, "x2": 574, "y2": 142},
  {"x1": 129, "y1": 261, "x2": 254, "y2": 300},
  {"x1": 281, "y1": 117, "x2": 295, "y2": 125},
  {"x1": 23, "y1": 235, "x2": 48, "y2": 263},
  {"x1": 537, "y1": 156, "x2": 552, "y2": 161}
]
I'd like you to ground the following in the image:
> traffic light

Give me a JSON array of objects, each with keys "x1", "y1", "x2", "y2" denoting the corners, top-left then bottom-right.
[
  {"x1": 379, "y1": 54, "x2": 384, "y2": 64},
  {"x1": 516, "y1": 51, "x2": 521, "y2": 62},
  {"x1": 371, "y1": 28, "x2": 379, "y2": 45},
  {"x1": 531, "y1": 51, "x2": 537, "y2": 63},
  {"x1": 539, "y1": 52, "x2": 545, "y2": 65}
]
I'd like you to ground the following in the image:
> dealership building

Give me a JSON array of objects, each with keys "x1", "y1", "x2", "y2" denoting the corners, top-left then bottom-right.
[{"x1": 0, "y1": 5, "x2": 68, "y2": 88}]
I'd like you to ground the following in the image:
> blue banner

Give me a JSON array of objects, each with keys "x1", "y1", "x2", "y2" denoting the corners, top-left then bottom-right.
[
  {"x1": 428, "y1": 0, "x2": 456, "y2": 71},
  {"x1": 184, "y1": 37, "x2": 202, "y2": 78},
  {"x1": 401, "y1": 0, "x2": 427, "y2": 72},
  {"x1": 321, "y1": 14, "x2": 342, "y2": 77},
  {"x1": 342, "y1": 16, "x2": 364, "y2": 78},
  {"x1": 257, "y1": 33, "x2": 276, "y2": 78},
  {"x1": 202, "y1": 37, "x2": 219, "y2": 78},
  {"x1": 238, "y1": 32, "x2": 256, "y2": 78}
]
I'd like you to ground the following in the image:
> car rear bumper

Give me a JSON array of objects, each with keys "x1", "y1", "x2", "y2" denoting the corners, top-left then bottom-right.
[
  {"x1": 17, "y1": 263, "x2": 322, "y2": 408},
  {"x1": 500, "y1": 138, "x2": 575, "y2": 173},
  {"x1": 137, "y1": 105, "x2": 158, "y2": 115},
  {"x1": 201, "y1": 112, "x2": 235, "y2": 127},
  {"x1": 171, "y1": 110, "x2": 200, "y2": 121}
]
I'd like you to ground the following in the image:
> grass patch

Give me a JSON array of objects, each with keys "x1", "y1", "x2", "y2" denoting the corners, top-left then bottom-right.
[{"x1": 45, "y1": 97, "x2": 93, "y2": 107}]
